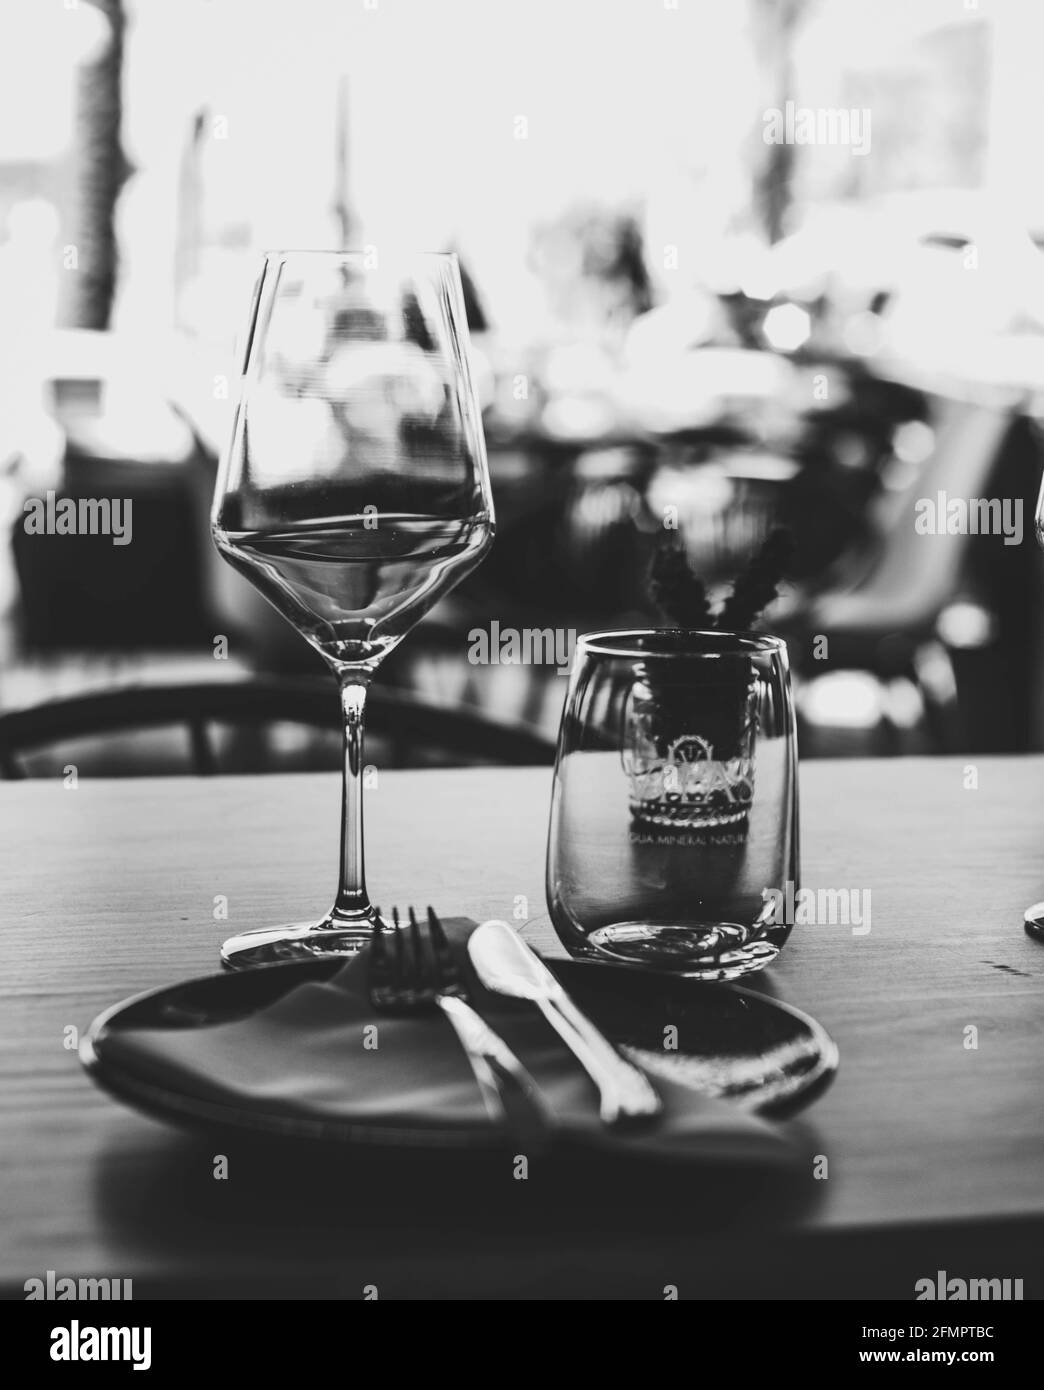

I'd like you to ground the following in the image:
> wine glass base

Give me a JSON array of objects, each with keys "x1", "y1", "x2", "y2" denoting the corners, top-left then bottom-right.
[
  {"x1": 1024, "y1": 903, "x2": 1044, "y2": 942},
  {"x1": 220, "y1": 919, "x2": 375, "y2": 970}
]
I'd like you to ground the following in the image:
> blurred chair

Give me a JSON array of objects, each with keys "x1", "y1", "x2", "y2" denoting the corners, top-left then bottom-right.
[
  {"x1": 785, "y1": 397, "x2": 1043, "y2": 752},
  {"x1": 12, "y1": 331, "x2": 214, "y2": 650},
  {"x1": 0, "y1": 676, "x2": 555, "y2": 779}
]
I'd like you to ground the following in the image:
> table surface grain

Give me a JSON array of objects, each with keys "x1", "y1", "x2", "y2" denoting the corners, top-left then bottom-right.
[{"x1": 2, "y1": 758, "x2": 1043, "y2": 1299}]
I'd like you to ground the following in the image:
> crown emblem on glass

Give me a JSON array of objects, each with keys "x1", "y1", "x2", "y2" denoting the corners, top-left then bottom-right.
[{"x1": 622, "y1": 676, "x2": 758, "y2": 830}]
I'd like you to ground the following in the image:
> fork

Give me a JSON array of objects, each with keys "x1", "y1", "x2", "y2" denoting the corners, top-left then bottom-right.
[{"x1": 368, "y1": 907, "x2": 551, "y2": 1152}]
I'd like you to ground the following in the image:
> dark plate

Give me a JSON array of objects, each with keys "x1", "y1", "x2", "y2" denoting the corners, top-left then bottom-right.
[{"x1": 81, "y1": 957, "x2": 837, "y2": 1150}]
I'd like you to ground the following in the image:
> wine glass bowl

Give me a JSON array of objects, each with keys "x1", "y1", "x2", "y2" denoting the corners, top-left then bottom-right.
[{"x1": 212, "y1": 252, "x2": 494, "y2": 967}]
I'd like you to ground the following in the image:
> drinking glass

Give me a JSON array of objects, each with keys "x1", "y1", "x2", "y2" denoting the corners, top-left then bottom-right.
[
  {"x1": 1026, "y1": 478, "x2": 1044, "y2": 940},
  {"x1": 212, "y1": 252, "x2": 494, "y2": 967},
  {"x1": 547, "y1": 630, "x2": 799, "y2": 979}
]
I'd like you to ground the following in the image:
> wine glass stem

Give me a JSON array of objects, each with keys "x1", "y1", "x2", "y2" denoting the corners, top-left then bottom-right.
[{"x1": 332, "y1": 670, "x2": 371, "y2": 922}]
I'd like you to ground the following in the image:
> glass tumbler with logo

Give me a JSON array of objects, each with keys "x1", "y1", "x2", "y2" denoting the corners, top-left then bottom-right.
[{"x1": 547, "y1": 629, "x2": 799, "y2": 980}]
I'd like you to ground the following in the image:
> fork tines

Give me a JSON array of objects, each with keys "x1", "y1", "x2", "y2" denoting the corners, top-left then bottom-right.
[{"x1": 368, "y1": 905, "x2": 458, "y2": 1010}]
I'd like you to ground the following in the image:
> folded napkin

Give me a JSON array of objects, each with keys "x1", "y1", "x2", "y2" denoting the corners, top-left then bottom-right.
[{"x1": 99, "y1": 919, "x2": 801, "y2": 1167}]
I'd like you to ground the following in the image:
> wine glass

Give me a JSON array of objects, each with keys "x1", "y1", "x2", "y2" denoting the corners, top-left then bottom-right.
[
  {"x1": 1027, "y1": 471, "x2": 1044, "y2": 942},
  {"x1": 211, "y1": 251, "x2": 494, "y2": 967}
]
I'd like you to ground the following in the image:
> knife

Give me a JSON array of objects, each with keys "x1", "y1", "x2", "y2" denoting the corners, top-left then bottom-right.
[
  {"x1": 434, "y1": 993, "x2": 553, "y2": 1155},
  {"x1": 468, "y1": 920, "x2": 661, "y2": 1127}
]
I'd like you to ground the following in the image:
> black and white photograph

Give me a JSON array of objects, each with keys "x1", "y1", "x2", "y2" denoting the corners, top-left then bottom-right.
[{"x1": 1, "y1": 0, "x2": 1042, "y2": 1354}]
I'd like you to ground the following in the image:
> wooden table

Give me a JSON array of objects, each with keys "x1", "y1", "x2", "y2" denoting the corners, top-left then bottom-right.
[{"x1": 2, "y1": 759, "x2": 1043, "y2": 1299}]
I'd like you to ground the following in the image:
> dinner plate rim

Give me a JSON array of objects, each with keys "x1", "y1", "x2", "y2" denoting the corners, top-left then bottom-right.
[{"x1": 80, "y1": 955, "x2": 839, "y2": 1152}]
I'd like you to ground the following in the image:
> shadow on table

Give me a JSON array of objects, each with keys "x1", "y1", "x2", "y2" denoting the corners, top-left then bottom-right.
[{"x1": 90, "y1": 1120, "x2": 825, "y2": 1298}]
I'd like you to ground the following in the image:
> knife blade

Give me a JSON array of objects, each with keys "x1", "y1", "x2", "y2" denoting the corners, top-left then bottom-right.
[
  {"x1": 468, "y1": 920, "x2": 661, "y2": 1127},
  {"x1": 435, "y1": 993, "x2": 552, "y2": 1155}
]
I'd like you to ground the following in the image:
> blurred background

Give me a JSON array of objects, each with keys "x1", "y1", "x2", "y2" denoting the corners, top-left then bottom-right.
[{"x1": 4, "y1": 0, "x2": 1044, "y2": 775}]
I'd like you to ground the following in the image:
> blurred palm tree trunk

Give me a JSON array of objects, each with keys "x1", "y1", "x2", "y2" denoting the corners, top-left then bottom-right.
[
  {"x1": 331, "y1": 73, "x2": 354, "y2": 250},
  {"x1": 749, "y1": 0, "x2": 808, "y2": 244},
  {"x1": 60, "y1": 0, "x2": 130, "y2": 329}
]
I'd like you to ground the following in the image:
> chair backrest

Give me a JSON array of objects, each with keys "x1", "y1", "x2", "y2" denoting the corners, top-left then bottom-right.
[
  {"x1": 859, "y1": 398, "x2": 1019, "y2": 604},
  {"x1": 0, "y1": 677, "x2": 555, "y2": 779},
  {"x1": 808, "y1": 398, "x2": 1029, "y2": 656}
]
